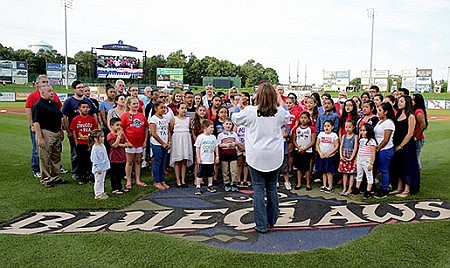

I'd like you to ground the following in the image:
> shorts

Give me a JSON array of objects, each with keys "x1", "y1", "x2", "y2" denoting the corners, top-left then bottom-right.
[
  {"x1": 315, "y1": 156, "x2": 335, "y2": 173},
  {"x1": 237, "y1": 155, "x2": 247, "y2": 166},
  {"x1": 125, "y1": 147, "x2": 143, "y2": 154},
  {"x1": 197, "y1": 164, "x2": 215, "y2": 178},
  {"x1": 294, "y1": 151, "x2": 312, "y2": 172},
  {"x1": 280, "y1": 154, "x2": 289, "y2": 174}
]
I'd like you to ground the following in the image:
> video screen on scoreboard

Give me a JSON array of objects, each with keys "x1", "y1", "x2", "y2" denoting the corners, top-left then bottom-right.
[{"x1": 96, "y1": 48, "x2": 144, "y2": 79}]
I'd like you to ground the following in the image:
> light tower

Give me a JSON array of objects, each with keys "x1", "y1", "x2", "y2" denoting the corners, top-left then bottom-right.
[{"x1": 62, "y1": 0, "x2": 73, "y2": 90}]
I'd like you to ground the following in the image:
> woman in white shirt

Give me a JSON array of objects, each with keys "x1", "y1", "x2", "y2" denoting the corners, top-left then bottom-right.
[
  {"x1": 373, "y1": 102, "x2": 396, "y2": 198},
  {"x1": 231, "y1": 81, "x2": 290, "y2": 233}
]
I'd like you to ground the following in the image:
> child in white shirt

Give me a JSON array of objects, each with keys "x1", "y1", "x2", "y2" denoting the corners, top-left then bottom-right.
[{"x1": 194, "y1": 120, "x2": 219, "y2": 195}]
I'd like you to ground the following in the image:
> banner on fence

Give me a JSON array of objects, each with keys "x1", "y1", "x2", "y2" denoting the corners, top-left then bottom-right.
[{"x1": 0, "y1": 92, "x2": 16, "y2": 102}]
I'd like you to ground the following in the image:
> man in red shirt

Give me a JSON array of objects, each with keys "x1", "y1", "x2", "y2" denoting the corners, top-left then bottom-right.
[{"x1": 25, "y1": 75, "x2": 62, "y2": 178}]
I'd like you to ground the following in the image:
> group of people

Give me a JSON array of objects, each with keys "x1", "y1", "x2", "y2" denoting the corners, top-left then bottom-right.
[
  {"x1": 27, "y1": 76, "x2": 254, "y2": 199},
  {"x1": 278, "y1": 85, "x2": 426, "y2": 200},
  {"x1": 28, "y1": 76, "x2": 427, "y2": 232}
]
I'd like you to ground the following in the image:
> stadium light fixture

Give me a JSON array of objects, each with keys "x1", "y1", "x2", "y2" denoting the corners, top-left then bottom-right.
[{"x1": 61, "y1": 0, "x2": 73, "y2": 90}]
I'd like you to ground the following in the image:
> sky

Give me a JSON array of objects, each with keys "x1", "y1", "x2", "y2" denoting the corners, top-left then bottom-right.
[{"x1": 1, "y1": 0, "x2": 450, "y2": 85}]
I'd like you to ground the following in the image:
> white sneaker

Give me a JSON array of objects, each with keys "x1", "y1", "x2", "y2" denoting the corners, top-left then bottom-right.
[
  {"x1": 141, "y1": 160, "x2": 149, "y2": 168},
  {"x1": 33, "y1": 171, "x2": 41, "y2": 178},
  {"x1": 285, "y1": 181, "x2": 292, "y2": 190}
]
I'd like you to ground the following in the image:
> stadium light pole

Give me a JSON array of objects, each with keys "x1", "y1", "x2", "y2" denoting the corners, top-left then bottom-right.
[
  {"x1": 367, "y1": 8, "x2": 375, "y2": 87},
  {"x1": 447, "y1": 66, "x2": 450, "y2": 93},
  {"x1": 62, "y1": 0, "x2": 73, "y2": 90}
]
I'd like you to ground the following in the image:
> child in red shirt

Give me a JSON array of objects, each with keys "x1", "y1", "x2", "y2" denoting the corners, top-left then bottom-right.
[
  {"x1": 120, "y1": 97, "x2": 149, "y2": 188},
  {"x1": 286, "y1": 97, "x2": 302, "y2": 176},
  {"x1": 107, "y1": 117, "x2": 132, "y2": 194},
  {"x1": 70, "y1": 100, "x2": 98, "y2": 183}
]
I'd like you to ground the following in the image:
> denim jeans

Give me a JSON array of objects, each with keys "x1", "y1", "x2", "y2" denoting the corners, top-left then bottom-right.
[
  {"x1": 248, "y1": 166, "x2": 280, "y2": 233},
  {"x1": 415, "y1": 139, "x2": 425, "y2": 169},
  {"x1": 30, "y1": 126, "x2": 40, "y2": 172},
  {"x1": 151, "y1": 144, "x2": 168, "y2": 183},
  {"x1": 69, "y1": 138, "x2": 78, "y2": 176},
  {"x1": 378, "y1": 147, "x2": 394, "y2": 191}
]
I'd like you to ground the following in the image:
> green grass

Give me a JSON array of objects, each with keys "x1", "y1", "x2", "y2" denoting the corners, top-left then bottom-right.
[
  {"x1": 0, "y1": 113, "x2": 157, "y2": 223},
  {"x1": 0, "y1": 111, "x2": 449, "y2": 267},
  {"x1": 1, "y1": 221, "x2": 449, "y2": 267}
]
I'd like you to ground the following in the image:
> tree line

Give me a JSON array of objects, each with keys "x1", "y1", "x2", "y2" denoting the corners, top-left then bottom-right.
[{"x1": 0, "y1": 43, "x2": 279, "y2": 87}]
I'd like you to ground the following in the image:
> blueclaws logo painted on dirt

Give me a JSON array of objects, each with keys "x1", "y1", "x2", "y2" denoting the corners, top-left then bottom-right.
[{"x1": 1, "y1": 188, "x2": 449, "y2": 253}]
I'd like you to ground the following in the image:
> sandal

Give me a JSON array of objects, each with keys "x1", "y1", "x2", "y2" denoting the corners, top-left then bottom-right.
[
  {"x1": 389, "y1": 189, "x2": 402, "y2": 195},
  {"x1": 396, "y1": 192, "x2": 410, "y2": 198},
  {"x1": 153, "y1": 183, "x2": 166, "y2": 190},
  {"x1": 112, "y1": 190, "x2": 124, "y2": 195},
  {"x1": 136, "y1": 182, "x2": 147, "y2": 187},
  {"x1": 161, "y1": 182, "x2": 170, "y2": 189},
  {"x1": 125, "y1": 184, "x2": 132, "y2": 189}
]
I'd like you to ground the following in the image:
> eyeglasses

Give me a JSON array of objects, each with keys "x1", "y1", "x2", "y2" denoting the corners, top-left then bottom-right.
[{"x1": 128, "y1": 89, "x2": 137, "y2": 92}]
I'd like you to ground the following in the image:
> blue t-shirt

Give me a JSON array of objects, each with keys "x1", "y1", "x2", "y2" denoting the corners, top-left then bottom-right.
[
  {"x1": 62, "y1": 97, "x2": 99, "y2": 125},
  {"x1": 99, "y1": 101, "x2": 115, "y2": 128}
]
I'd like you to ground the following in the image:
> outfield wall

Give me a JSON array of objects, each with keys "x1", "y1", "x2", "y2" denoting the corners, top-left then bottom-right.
[
  {"x1": 1, "y1": 91, "x2": 449, "y2": 110},
  {"x1": 0, "y1": 91, "x2": 142, "y2": 104}
]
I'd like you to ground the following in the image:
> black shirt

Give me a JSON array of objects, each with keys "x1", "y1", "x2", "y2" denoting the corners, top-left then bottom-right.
[
  {"x1": 186, "y1": 105, "x2": 196, "y2": 113},
  {"x1": 89, "y1": 97, "x2": 99, "y2": 110},
  {"x1": 145, "y1": 102, "x2": 153, "y2": 119},
  {"x1": 32, "y1": 98, "x2": 63, "y2": 133}
]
